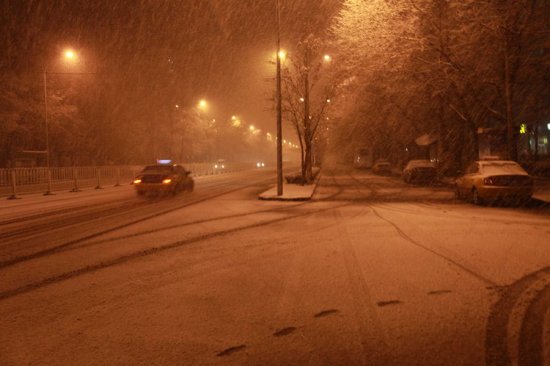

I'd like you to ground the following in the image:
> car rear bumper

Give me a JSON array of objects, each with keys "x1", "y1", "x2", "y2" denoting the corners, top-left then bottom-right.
[
  {"x1": 409, "y1": 173, "x2": 436, "y2": 182},
  {"x1": 135, "y1": 183, "x2": 175, "y2": 192},
  {"x1": 478, "y1": 186, "x2": 533, "y2": 200}
]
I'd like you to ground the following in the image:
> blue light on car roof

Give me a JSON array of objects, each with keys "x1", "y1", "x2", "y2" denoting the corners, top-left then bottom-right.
[{"x1": 157, "y1": 159, "x2": 172, "y2": 164}]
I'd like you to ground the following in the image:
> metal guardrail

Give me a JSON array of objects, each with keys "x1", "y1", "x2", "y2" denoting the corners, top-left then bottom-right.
[{"x1": 1, "y1": 162, "x2": 253, "y2": 199}]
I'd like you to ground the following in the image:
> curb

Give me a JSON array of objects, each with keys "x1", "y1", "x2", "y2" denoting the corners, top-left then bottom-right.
[{"x1": 258, "y1": 169, "x2": 321, "y2": 202}]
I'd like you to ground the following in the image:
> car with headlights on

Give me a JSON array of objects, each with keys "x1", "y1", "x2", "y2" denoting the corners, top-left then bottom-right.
[
  {"x1": 256, "y1": 161, "x2": 265, "y2": 168},
  {"x1": 372, "y1": 159, "x2": 391, "y2": 175},
  {"x1": 133, "y1": 162, "x2": 194, "y2": 196},
  {"x1": 214, "y1": 159, "x2": 226, "y2": 171},
  {"x1": 455, "y1": 160, "x2": 533, "y2": 205},
  {"x1": 402, "y1": 159, "x2": 437, "y2": 184}
]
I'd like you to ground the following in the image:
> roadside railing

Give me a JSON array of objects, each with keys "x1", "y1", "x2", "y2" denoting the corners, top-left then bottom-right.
[{"x1": 1, "y1": 162, "x2": 255, "y2": 199}]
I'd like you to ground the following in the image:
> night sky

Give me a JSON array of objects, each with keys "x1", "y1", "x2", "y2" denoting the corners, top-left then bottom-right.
[{"x1": 1, "y1": 0, "x2": 342, "y2": 135}]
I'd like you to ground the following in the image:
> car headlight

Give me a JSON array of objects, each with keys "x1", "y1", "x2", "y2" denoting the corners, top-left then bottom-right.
[
  {"x1": 262, "y1": 163, "x2": 265, "y2": 167},
  {"x1": 162, "y1": 178, "x2": 172, "y2": 184},
  {"x1": 221, "y1": 165, "x2": 225, "y2": 168},
  {"x1": 133, "y1": 178, "x2": 142, "y2": 184},
  {"x1": 214, "y1": 164, "x2": 218, "y2": 168},
  {"x1": 256, "y1": 162, "x2": 260, "y2": 167}
]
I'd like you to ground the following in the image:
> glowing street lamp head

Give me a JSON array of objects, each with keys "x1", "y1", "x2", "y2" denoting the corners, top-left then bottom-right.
[
  {"x1": 63, "y1": 49, "x2": 77, "y2": 61},
  {"x1": 278, "y1": 50, "x2": 286, "y2": 61},
  {"x1": 323, "y1": 54, "x2": 332, "y2": 62},
  {"x1": 249, "y1": 125, "x2": 255, "y2": 131},
  {"x1": 198, "y1": 99, "x2": 207, "y2": 109}
]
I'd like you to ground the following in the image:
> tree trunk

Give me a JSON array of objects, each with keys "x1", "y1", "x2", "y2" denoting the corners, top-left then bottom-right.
[
  {"x1": 299, "y1": 137, "x2": 305, "y2": 179},
  {"x1": 304, "y1": 134, "x2": 313, "y2": 183},
  {"x1": 302, "y1": 49, "x2": 312, "y2": 183},
  {"x1": 504, "y1": 34, "x2": 517, "y2": 161}
]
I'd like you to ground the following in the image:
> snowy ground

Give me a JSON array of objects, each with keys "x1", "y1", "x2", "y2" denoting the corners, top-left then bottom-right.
[{"x1": 0, "y1": 166, "x2": 549, "y2": 365}]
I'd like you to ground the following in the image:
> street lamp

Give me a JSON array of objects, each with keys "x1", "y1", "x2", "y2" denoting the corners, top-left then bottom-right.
[
  {"x1": 231, "y1": 115, "x2": 241, "y2": 127},
  {"x1": 275, "y1": 0, "x2": 283, "y2": 196},
  {"x1": 43, "y1": 48, "x2": 79, "y2": 195},
  {"x1": 198, "y1": 99, "x2": 207, "y2": 110},
  {"x1": 64, "y1": 49, "x2": 77, "y2": 61}
]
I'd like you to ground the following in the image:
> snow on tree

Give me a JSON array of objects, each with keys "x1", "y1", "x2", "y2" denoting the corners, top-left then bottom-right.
[
  {"x1": 331, "y1": 0, "x2": 549, "y2": 169},
  {"x1": 281, "y1": 35, "x2": 338, "y2": 183}
]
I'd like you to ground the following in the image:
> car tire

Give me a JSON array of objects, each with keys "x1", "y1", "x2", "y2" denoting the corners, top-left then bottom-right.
[
  {"x1": 187, "y1": 180, "x2": 195, "y2": 192},
  {"x1": 454, "y1": 186, "x2": 461, "y2": 200},
  {"x1": 172, "y1": 185, "x2": 180, "y2": 196},
  {"x1": 472, "y1": 188, "x2": 482, "y2": 205}
]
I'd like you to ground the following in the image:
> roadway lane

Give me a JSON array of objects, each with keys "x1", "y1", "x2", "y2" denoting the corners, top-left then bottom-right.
[{"x1": 0, "y1": 166, "x2": 548, "y2": 365}]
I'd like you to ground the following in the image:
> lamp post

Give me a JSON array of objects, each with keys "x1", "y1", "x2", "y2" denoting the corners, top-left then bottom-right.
[
  {"x1": 276, "y1": 0, "x2": 283, "y2": 196},
  {"x1": 42, "y1": 70, "x2": 52, "y2": 195},
  {"x1": 42, "y1": 48, "x2": 79, "y2": 195}
]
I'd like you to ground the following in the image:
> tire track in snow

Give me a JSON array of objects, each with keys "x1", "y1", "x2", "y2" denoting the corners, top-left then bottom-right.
[
  {"x1": 8, "y1": 199, "x2": 312, "y2": 264},
  {"x1": 485, "y1": 267, "x2": 550, "y2": 366},
  {"x1": 0, "y1": 197, "x2": 134, "y2": 226},
  {"x1": 0, "y1": 175, "x2": 263, "y2": 240},
  {"x1": 330, "y1": 170, "x2": 498, "y2": 286},
  {"x1": 0, "y1": 175, "x2": 347, "y2": 269},
  {"x1": 332, "y1": 169, "x2": 498, "y2": 287},
  {"x1": 368, "y1": 206, "x2": 497, "y2": 287},
  {"x1": 331, "y1": 206, "x2": 390, "y2": 364},
  {"x1": 319, "y1": 169, "x2": 550, "y2": 365},
  {"x1": 0, "y1": 202, "x2": 350, "y2": 301},
  {"x1": 0, "y1": 200, "x2": 146, "y2": 243},
  {"x1": 0, "y1": 177, "x2": 276, "y2": 270}
]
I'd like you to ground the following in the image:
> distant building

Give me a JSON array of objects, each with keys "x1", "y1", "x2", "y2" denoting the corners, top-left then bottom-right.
[{"x1": 519, "y1": 121, "x2": 550, "y2": 159}]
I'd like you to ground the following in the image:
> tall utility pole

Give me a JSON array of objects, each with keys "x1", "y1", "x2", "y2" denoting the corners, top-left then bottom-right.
[
  {"x1": 43, "y1": 70, "x2": 54, "y2": 195},
  {"x1": 276, "y1": 0, "x2": 283, "y2": 196}
]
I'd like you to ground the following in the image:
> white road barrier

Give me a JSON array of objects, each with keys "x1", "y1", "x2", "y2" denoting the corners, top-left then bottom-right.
[{"x1": 1, "y1": 162, "x2": 253, "y2": 198}]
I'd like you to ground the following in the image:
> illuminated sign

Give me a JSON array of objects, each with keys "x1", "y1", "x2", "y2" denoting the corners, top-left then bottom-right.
[{"x1": 519, "y1": 123, "x2": 527, "y2": 134}]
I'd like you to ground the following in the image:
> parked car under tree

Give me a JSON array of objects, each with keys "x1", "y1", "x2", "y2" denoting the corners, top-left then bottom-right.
[
  {"x1": 372, "y1": 159, "x2": 392, "y2": 175},
  {"x1": 454, "y1": 159, "x2": 534, "y2": 205},
  {"x1": 402, "y1": 160, "x2": 437, "y2": 184}
]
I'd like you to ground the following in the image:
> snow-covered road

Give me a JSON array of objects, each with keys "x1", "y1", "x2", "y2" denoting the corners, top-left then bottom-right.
[{"x1": 0, "y1": 167, "x2": 549, "y2": 365}]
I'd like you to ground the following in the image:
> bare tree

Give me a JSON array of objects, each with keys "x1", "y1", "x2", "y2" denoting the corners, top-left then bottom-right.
[
  {"x1": 331, "y1": 0, "x2": 549, "y2": 169},
  {"x1": 281, "y1": 35, "x2": 337, "y2": 182}
]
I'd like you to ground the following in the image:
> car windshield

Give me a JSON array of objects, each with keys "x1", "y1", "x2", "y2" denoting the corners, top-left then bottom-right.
[{"x1": 480, "y1": 162, "x2": 527, "y2": 175}]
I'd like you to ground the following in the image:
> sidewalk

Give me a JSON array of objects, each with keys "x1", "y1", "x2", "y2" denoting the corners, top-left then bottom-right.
[
  {"x1": 258, "y1": 182, "x2": 318, "y2": 201},
  {"x1": 259, "y1": 168, "x2": 321, "y2": 201},
  {"x1": 533, "y1": 177, "x2": 550, "y2": 203}
]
